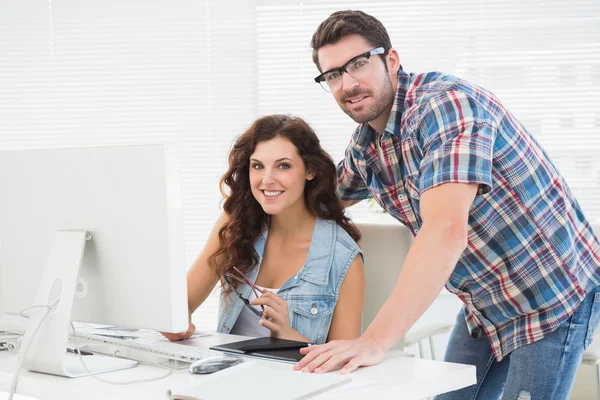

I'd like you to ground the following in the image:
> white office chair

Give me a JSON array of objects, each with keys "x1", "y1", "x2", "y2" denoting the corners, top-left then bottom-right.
[
  {"x1": 570, "y1": 224, "x2": 600, "y2": 400},
  {"x1": 356, "y1": 222, "x2": 453, "y2": 359},
  {"x1": 571, "y1": 335, "x2": 600, "y2": 400}
]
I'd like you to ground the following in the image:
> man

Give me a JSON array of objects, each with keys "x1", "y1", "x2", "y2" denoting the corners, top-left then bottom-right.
[{"x1": 294, "y1": 10, "x2": 600, "y2": 399}]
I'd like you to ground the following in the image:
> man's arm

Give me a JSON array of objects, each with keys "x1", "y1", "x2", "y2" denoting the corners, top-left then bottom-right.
[
  {"x1": 360, "y1": 182, "x2": 476, "y2": 349},
  {"x1": 295, "y1": 182, "x2": 477, "y2": 373}
]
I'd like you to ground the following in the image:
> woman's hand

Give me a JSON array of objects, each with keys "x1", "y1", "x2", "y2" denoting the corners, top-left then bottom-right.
[
  {"x1": 160, "y1": 321, "x2": 196, "y2": 341},
  {"x1": 251, "y1": 291, "x2": 293, "y2": 339}
]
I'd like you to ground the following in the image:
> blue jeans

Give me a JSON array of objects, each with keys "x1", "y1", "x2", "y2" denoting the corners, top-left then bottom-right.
[{"x1": 435, "y1": 286, "x2": 600, "y2": 400}]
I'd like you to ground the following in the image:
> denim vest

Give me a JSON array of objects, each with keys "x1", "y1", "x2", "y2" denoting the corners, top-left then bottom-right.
[{"x1": 216, "y1": 218, "x2": 362, "y2": 344}]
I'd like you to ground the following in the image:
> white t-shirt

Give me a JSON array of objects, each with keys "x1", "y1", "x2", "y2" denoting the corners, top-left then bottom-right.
[{"x1": 229, "y1": 284, "x2": 279, "y2": 337}]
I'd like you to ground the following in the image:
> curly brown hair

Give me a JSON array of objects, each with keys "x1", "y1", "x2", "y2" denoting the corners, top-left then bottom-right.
[{"x1": 209, "y1": 115, "x2": 361, "y2": 295}]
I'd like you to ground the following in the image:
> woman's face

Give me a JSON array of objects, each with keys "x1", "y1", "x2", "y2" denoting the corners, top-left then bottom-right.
[{"x1": 249, "y1": 137, "x2": 314, "y2": 216}]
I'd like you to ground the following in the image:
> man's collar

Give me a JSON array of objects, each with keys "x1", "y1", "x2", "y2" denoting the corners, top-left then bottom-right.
[{"x1": 385, "y1": 70, "x2": 410, "y2": 136}]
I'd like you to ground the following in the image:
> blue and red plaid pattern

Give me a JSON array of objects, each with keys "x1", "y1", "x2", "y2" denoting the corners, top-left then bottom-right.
[{"x1": 338, "y1": 70, "x2": 600, "y2": 361}]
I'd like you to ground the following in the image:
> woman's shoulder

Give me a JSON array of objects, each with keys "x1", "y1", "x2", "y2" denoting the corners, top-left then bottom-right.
[
  {"x1": 324, "y1": 219, "x2": 360, "y2": 253},
  {"x1": 309, "y1": 218, "x2": 361, "y2": 259},
  {"x1": 336, "y1": 224, "x2": 359, "y2": 248}
]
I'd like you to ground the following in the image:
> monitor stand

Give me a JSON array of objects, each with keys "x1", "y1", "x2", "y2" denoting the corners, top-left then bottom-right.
[{"x1": 21, "y1": 230, "x2": 137, "y2": 378}]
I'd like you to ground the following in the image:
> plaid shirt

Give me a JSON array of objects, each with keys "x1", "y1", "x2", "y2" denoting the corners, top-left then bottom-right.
[{"x1": 338, "y1": 70, "x2": 600, "y2": 361}]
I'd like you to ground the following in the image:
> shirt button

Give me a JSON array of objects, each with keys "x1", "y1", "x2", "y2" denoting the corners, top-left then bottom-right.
[
  {"x1": 414, "y1": 229, "x2": 419, "y2": 234},
  {"x1": 294, "y1": 275, "x2": 298, "y2": 279},
  {"x1": 310, "y1": 303, "x2": 318, "y2": 315},
  {"x1": 399, "y1": 194, "x2": 405, "y2": 200}
]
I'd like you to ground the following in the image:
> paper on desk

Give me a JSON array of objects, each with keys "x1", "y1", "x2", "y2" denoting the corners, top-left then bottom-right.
[{"x1": 166, "y1": 361, "x2": 351, "y2": 400}]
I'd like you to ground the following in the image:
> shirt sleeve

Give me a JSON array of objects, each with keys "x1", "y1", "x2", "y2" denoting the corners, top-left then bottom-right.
[
  {"x1": 417, "y1": 90, "x2": 494, "y2": 196},
  {"x1": 336, "y1": 146, "x2": 371, "y2": 201}
]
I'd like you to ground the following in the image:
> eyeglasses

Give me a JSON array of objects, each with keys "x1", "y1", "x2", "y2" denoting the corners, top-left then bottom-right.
[
  {"x1": 223, "y1": 266, "x2": 265, "y2": 317},
  {"x1": 314, "y1": 47, "x2": 386, "y2": 93}
]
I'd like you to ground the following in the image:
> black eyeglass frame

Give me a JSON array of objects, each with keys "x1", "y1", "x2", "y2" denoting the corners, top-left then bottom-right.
[
  {"x1": 223, "y1": 267, "x2": 265, "y2": 317},
  {"x1": 313, "y1": 47, "x2": 387, "y2": 85}
]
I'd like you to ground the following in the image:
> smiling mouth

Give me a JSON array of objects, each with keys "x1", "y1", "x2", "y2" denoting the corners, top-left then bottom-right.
[
  {"x1": 262, "y1": 190, "x2": 283, "y2": 198},
  {"x1": 346, "y1": 96, "x2": 367, "y2": 104}
]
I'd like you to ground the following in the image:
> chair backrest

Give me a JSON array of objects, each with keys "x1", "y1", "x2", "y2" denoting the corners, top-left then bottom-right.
[
  {"x1": 356, "y1": 222, "x2": 413, "y2": 350},
  {"x1": 592, "y1": 224, "x2": 600, "y2": 344}
]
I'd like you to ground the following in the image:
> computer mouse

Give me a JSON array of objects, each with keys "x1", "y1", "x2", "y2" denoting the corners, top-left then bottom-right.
[{"x1": 188, "y1": 355, "x2": 243, "y2": 374}]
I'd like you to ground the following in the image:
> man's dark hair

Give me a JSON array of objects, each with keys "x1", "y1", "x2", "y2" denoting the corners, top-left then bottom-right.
[{"x1": 311, "y1": 10, "x2": 401, "y2": 71}]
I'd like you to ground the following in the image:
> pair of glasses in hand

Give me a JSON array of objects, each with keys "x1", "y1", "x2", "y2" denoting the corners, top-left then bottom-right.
[{"x1": 223, "y1": 266, "x2": 265, "y2": 317}]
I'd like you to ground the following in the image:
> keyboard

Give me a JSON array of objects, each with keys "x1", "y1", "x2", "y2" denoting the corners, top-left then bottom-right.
[{"x1": 69, "y1": 331, "x2": 213, "y2": 364}]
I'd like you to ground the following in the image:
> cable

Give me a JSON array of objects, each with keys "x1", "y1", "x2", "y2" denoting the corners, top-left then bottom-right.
[
  {"x1": 3, "y1": 302, "x2": 60, "y2": 319},
  {"x1": 4, "y1": 311, "x2": 27, "y2": 318},
  {"x1": 6, "y1": 337, "x2": 22, "y2": 353},
  {"x1": 8, "y1": 304, "x2": 53, "y2": 400},
  {"x1": 69, "y1": 322, "x2": 172, "y2": 384},
  {"x1": 19, "y1": 302, "x2": 59, "y2": 319},
  {"x1": 4, "y1": 301, "x2": 62, "y2": 357},
  {"x1": 7, "y1": 300, "x2": 173, "y2": 397}
]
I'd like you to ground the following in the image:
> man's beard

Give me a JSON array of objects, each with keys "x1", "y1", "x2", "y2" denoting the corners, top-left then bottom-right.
[{"x1": 343, "y1": 76, "x2": 394, "y2": 124}]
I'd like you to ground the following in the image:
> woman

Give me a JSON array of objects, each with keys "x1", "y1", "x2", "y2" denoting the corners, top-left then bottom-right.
[{"x1": 164, "y1": 115, "x2": 364, "y2": 344}]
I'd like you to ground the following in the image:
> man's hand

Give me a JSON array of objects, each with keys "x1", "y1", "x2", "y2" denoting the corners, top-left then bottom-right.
[
  {"x1": 160, "y1": 321, "x2": 196, "y2": 341},
  {"x1": 252, "y1": 291, "x2": 293, "y2": 338},
  {"x1": 293, "y1": 336, "x2": 385, "y2": 374}
]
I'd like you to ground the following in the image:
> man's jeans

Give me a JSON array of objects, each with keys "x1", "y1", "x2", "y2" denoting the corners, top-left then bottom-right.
[{"x1": 435, "y1": 286, "x2": 600, "y2": 400}]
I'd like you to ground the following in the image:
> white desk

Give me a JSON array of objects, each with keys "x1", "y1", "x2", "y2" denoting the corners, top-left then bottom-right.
[{"x1": 0, "y1": 333, "x2": 475, "y2": 400}]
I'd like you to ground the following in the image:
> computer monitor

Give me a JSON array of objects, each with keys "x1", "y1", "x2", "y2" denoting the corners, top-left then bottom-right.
[
  {"x1": 0, "y1": 264, "x2": 3, "y2": 322},
  {"x1": 0, "y1": 144, "x2": 189, "y2": 377}
]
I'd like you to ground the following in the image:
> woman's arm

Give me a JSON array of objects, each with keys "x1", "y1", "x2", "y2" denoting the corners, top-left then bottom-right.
[
  {"x1": 186, "y1": 211, "x2": 229, "y2": 312},
  {"x1": 162, "y1": 211, "x2": 228, "y2": 341},
  {"x1": 326, "y1": 254, "x2": 365, "y2": 341}
]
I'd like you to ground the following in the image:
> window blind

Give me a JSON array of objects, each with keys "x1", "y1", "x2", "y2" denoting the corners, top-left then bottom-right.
[
  {"x1": 2, "y1": 0, "x2": 598, "y2": 332},
  {"x1": 256, "y1": 0, "x2": 600, "y2": 222},
  {"x1": 0, "y1": 0, "x2": 257, "y2": 331}
]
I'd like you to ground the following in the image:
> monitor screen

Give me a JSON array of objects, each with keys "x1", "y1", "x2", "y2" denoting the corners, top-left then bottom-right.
[{"x1": 0, "y1": 144, "x2": 188, "y2": 334}]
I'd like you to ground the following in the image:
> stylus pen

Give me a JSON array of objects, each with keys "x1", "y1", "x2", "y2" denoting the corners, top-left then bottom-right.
[{"x1": 239, "y1": 343, "x2": 311, "y2": 352}]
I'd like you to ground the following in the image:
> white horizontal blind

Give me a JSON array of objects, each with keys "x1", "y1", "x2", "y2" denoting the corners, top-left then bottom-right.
[
  {"x1": 0, "y1": 0, "x2": 257, "y2": 331},
  {"x1": 186, "y1": 3, "x2": 258, "y2": 330},
  {"x1": 256, "y1": 0, "x2": 600, "y2": 223},
  {"x1": 2, "y1": 0, "x2": 599, "y2": 333}
]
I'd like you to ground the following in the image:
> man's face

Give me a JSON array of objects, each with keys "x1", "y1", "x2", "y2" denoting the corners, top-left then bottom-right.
[{"x1": 317, "y1": 34, "x2": 397, "y2": 125}]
